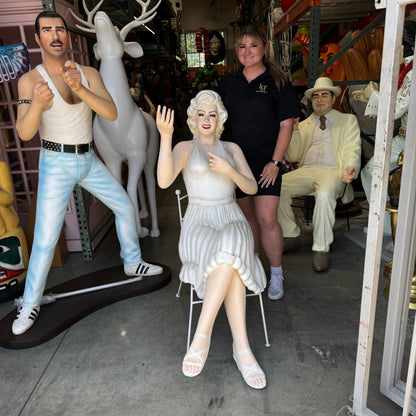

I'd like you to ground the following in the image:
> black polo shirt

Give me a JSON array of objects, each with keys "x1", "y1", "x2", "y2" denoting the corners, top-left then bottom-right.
[{"x1": 218, "y1": 67, "x2": 300, "y2": 169}]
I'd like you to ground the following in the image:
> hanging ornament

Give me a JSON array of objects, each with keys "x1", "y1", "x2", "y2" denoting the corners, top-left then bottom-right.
[
  {"x1": 267, "y1": 2, "x2": 278, "y2": 58},
  {"x1": 195, "y1": 27, "x2": 210, "y2": 63},
  {"x1": 268, "y1": 2, "x2": 291, "y2": 73}
]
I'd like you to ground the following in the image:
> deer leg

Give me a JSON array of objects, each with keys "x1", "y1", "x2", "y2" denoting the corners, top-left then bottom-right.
[
  {"x1": 143, "y1": 160, "x2": 160, "y2": 237},
  {"x1": 127, "y1": 153, "x2": 148, "y2": 238},
  {"x1": 137, "y1": 176, "x2": 148, "y2": 219},
  {"x1": 105, "y1": 159, "x2": 123, "y2": 184}
]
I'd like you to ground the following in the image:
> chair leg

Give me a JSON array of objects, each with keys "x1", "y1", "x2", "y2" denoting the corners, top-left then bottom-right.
[
  {"x1": 304, "y1": 195, "x2": 314, "y2": 225},
  {"x1": 185, "y1": 288, "x2": 269, "y2": 351},
  {"x1": 187, "y1": 287, "x2": 194, "y2": 352},
  {"x1": 346, "y1": 206, "x2": 350, "y2": 231},
  {"x1": 176, "y1": 281, "x2": 183, "y2": 298},
  {"x1": 257, "y1": 294, "x2": 271, "y2": 347}
]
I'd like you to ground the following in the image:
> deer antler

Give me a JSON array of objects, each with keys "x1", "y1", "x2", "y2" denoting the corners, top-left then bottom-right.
[
  {"x1": 69, "y1": 0, "x2": 104, "y2": 33},
  {"x1": 120, "y1": 0, "x2": 161, "y2": 41}
]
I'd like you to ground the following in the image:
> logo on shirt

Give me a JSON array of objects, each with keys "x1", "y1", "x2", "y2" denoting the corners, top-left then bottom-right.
[{"x1": 256, "y1": 83, "x2": 268, "y2": 94}]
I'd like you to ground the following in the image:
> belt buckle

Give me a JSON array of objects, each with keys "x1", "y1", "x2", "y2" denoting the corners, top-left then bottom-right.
[{"x1": 75, "y1": 145, "x2": 79, "y2": 155}]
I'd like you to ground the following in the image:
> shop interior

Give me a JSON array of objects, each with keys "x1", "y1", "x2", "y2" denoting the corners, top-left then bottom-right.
[{"x1": 1, "y1": 0, "x2": 416, "y2": 415}]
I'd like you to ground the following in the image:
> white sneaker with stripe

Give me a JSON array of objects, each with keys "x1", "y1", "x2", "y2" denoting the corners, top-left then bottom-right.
[
  {"x1": 12, "y1": 305, "x2": 40, "y2": 335},
  {"x1": 124, "y1": 261, "x2": 163, "y2": 277}
]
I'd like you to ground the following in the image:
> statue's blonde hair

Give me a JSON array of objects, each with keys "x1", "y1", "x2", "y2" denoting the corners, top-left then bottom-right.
[{"x1": 187, "y1": 90, "x2": 228, "y2": 140}]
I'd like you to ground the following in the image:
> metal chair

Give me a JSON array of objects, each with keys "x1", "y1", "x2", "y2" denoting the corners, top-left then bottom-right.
[
  {"x1": 301, "y1": 183, "x2": 354, "y2": 231},
  {"x1": 174, "y1": 189, "x2": 270, "y2": 351}
]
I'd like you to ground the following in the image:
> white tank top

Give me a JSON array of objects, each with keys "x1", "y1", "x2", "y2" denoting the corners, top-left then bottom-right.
[{"x1": 37, "y1": 64, "x2": 92, "y2": 144}]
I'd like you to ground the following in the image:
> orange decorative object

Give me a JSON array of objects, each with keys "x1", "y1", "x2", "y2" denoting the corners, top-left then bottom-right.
[
  {"x1": 372, "y1": 27, "x2": 384, "y2": 52},
  {"x1": 294, "y1": 37, "x2": 346, "y2": 82},
  {"x1": 368, "y1": 48, "x2": 382, "y2": 79},
  {"x1": 352, "y1": 30, "x2": 373, "y2": 59},
  {"x1": 319, "y1": 43, "x2": 345, "y2": 82},
  {"x1": 295, "y1": 33, "x2": 310, "y2": 59},
  {"x1": 341, "y1": 48, "x2": 369, "y2": 81}
]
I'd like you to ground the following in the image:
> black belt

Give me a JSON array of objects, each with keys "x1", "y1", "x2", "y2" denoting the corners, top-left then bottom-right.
[{"x1": 42, "y1": 139, "x2": 92, "y2": 154}]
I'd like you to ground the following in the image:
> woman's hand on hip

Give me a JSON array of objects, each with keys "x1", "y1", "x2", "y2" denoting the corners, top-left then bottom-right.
[{"x1": 258, "y1": 162, "x2": 279, "y2": 188}]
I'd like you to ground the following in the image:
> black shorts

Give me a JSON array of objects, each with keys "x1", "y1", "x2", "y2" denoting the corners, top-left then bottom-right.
[{"x1": 235, "y1": 163, "x2": 282, "y2": 199}]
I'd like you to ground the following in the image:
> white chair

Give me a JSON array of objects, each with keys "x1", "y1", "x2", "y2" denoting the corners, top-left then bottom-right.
[{"x1": 174, "y1": 189, "x2": 270, "y2": 351}]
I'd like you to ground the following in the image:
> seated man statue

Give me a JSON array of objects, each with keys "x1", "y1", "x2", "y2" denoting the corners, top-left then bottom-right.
[{"x1": 278, "y1": 77, "x2": 361, "y2": 272}]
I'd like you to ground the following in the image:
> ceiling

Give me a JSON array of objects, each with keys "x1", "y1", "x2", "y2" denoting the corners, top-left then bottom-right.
[{"x1": 300, "y1": 0, "x2": 379, "y2": 24}]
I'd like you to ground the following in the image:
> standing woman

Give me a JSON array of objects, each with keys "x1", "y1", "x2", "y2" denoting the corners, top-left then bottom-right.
[{"x1": 218, "y1": 24, "x2": 300, "y2": 301}]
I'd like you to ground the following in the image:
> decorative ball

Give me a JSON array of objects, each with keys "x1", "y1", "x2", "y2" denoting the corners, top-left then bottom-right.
[{"x1": 281, "y1": 0, "x2": 295, "y2": 12}]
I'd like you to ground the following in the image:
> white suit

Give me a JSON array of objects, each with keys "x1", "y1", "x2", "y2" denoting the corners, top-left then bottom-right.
[{"x1": 278, "y1": 109, "x2": 361, "y2": 252}]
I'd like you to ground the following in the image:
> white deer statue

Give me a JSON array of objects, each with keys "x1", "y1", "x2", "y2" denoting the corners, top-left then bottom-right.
[{"x1": 71, "y1": 0, "x2": 161, "y2": 238}]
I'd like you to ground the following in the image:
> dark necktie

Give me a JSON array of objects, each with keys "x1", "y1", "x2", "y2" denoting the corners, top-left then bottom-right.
[{"x1": 319, "y1": 115, "x2": 326, "y2": 130}]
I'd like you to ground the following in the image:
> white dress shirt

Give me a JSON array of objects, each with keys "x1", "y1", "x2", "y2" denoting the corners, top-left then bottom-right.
[{"x1": 302, "y1": 110, "x2": 338, "y2": 169}]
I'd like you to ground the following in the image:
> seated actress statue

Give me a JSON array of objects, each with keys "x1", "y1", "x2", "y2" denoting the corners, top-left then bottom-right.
[{"x1": 156, "y1": 90, "x2": 267, "y2": 389}]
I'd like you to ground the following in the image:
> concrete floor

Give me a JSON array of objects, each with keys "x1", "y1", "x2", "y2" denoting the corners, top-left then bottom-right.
[{"x1": 0, "y1": 183, "x2": 407, "y2": 416}]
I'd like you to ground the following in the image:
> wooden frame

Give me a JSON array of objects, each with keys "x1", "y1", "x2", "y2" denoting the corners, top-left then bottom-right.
[{"x1": 352, "y1": 1, "x2": 416, "y2": 415}]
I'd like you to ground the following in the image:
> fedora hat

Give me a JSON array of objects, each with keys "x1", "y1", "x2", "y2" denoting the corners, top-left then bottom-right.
[{"x1": 304, "y1": 77, "x2": 341, "y2": 100}]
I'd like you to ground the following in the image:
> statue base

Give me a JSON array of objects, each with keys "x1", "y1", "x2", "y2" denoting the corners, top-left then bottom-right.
[{"x1": 0, "y1": 263, "x2": 171, "y2": 349}]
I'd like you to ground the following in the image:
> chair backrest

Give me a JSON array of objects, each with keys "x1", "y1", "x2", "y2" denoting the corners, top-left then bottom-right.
[{"x1": 175, "y1": 189, "x2": 187, "y2": 227}]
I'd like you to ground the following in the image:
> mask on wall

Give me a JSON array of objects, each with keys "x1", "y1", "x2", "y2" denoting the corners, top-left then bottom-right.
[
  {"x1": 208, "y1": 31, "x2": 226, "y2": 64},
  {"x1": 196, "y1": 28, "x2": 226, "y2": 64}
]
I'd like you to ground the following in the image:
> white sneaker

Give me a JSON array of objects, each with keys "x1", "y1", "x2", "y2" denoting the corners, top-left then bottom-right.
[
  {"x1": 12, "y1": 305, "x2": 40, "y2": 335},
  {"x1": 124, "y1": 261, "x2": 163, "y2": 277},
  {"x1": 268, "y1": 274, "x2": 284, "y2": 300}
]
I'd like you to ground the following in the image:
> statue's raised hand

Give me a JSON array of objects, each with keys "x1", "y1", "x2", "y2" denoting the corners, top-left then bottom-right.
[{"x1": 156, "y1": 105, "x2": 174, "y2": 142}]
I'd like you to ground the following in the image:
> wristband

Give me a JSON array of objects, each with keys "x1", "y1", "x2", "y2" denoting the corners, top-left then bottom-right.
[
  {"x1": 271, "y1": 159, "x2": 284, "y2": 169},
  {"x1": 17, "y1": 99, "x2": 32, "y2": 105}
]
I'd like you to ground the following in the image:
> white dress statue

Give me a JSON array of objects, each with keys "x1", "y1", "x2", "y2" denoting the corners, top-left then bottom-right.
[
  {"x1": 179, "y1": 136, "x2": 266, "y2": 298},
  {"x1": 156, "y1": 90, "x2": 267, "y2": 390}
]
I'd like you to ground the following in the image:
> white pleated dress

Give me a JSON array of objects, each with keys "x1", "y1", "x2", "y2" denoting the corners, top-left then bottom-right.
[{"x1": 179, "y1": 137, "x2": 267, "y2": 299}]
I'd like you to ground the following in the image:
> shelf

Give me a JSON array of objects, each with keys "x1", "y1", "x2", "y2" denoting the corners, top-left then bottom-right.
[
  {"x1": 274, "y1": 0, "x2": 379, "y2": 36},
  {"x1": 274, "y1": 0, "x2": 320, "y2": 36}
]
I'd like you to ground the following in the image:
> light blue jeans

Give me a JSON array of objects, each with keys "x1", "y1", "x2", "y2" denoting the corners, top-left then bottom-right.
[{"x1": 23, "y1": 148, "x2": 143, "y2": 306}]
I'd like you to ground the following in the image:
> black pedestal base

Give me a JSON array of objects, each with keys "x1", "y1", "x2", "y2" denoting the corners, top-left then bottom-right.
[{"x1": 0, "y1": 263, "x2": 171, "y2": 349}]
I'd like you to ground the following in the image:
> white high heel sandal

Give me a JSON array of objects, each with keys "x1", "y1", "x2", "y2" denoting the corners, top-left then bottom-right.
[
  {"x1": 233, "y1": 346, "x2": 266, "y2": 389},
  {"x1": 182, "y1": 332, "x2": 211, "y2": 377}
]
